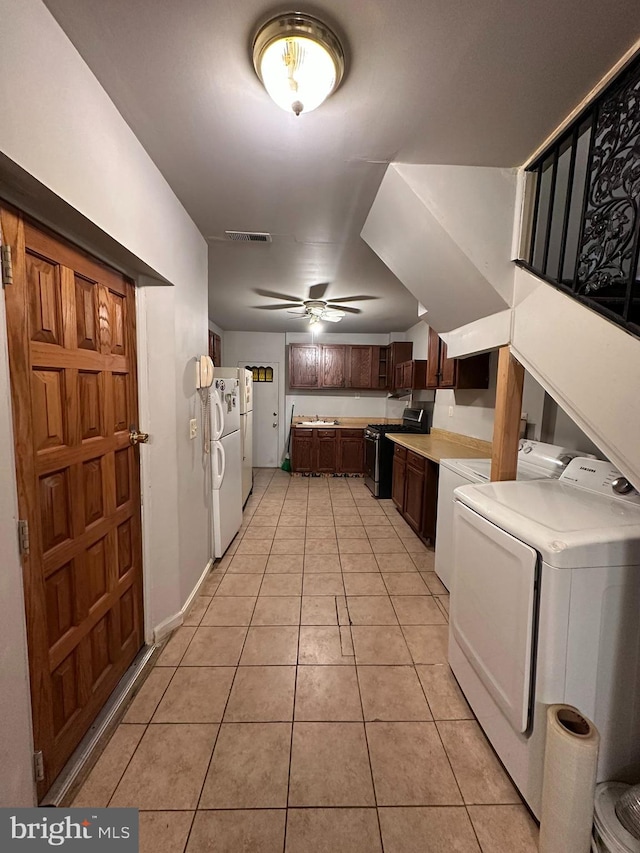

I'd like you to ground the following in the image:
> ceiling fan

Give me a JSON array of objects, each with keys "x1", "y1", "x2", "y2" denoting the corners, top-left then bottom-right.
[{"x1": 253, "y1": 283, "x2": 378, "y2": 324}]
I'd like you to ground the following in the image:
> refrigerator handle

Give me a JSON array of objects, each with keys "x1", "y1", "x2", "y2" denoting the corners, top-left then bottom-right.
[
  {"x1": 213, "y1": 441, "x2": 226, "y2": 490},
  {"x1": 213, "y1": 392, "x2": 224, "y2": 440},
  {"x1": 241, "y1": 416, "x2": 247, "y2": 461}
]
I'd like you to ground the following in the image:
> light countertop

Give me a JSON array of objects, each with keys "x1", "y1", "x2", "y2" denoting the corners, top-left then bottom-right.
[
  {"x1": 293, "y1": 418, "x2": 401, "y2": 430},
  {"x1": 294, "y1": 424, "x2": 367, "y2": 430},
  {"x1": 387, "y1": 429, "x2": 492, "y2": 464}
]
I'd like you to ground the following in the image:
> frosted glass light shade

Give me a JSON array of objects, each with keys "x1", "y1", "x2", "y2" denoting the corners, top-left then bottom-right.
[{"x1": 253, "y1": 13, "x2": 344, "y2": 116}]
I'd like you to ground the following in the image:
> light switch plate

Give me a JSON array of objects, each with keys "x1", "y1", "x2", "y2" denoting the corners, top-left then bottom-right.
[{"x1": 189, "y1": 418, "x2": 197, "y2": 439}]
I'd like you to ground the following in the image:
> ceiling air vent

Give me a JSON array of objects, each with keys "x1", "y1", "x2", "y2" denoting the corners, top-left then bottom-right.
[{"x1": 225, "y1": 231, "x2": 272, "y2": 243}]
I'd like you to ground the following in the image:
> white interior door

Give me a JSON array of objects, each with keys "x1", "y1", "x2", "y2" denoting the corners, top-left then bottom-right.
[{"x1": 241, "y1": 362, "x2": 279, "y2": 467}]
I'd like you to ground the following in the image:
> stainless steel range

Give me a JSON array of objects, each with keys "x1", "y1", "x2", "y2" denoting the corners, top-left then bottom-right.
[{"x1": 364, "y1": 406, "x2": 433, "y2": 498}]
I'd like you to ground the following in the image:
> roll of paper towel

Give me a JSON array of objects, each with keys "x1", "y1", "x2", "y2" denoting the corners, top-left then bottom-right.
[{"x1": 539, "y1": 704, "x2": 600, "y2": 853}]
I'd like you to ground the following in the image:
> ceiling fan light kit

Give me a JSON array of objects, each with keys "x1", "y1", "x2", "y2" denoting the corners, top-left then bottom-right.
[
  {"x1": 253, "y1": 285, "x2": 380, "y2": 325},
  {"x1": 252, "y1": 12, "x2": 345, "y2": 116}
]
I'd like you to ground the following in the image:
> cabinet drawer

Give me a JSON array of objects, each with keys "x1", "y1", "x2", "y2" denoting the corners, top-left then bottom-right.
[
  {"x1": 394, "y1": 444, "x2": 407, "y2": 461},
  {"x1": 407, "y1": 450, "x2": 426, "y2": 471},
  {"x1": 340, "y1": 429, "x2": 363, "y2": 438},
  {"x1": 317, "y1": 429, "x2": 337, "y2": 438}
]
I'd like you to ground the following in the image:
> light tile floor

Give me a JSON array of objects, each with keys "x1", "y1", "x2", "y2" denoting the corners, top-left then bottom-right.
[{"x1": 71, "y1": 469, "x2": 539, "y2": 852}]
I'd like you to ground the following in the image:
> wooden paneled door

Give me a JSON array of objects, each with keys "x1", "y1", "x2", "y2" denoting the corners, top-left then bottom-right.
[{"x1": 1, "y1": 206, "x2": 144, "y2": 799}]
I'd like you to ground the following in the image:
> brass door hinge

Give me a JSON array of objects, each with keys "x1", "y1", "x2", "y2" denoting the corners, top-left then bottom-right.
[
  {"x1": 34, "y1": 750, "x2": 44, "y2": 783},
  {"x1": 1, "y1": 244, "x2": 13, "y2": 286},
  {"x1": 18, "y1": 519, "x2": 30, "y2": 556}
]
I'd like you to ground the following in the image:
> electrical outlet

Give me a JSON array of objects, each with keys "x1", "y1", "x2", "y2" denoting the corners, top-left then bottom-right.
[
  {"x1": 448, "y1": 406, "x2": 453, "y2": 418},
  {"x1": 189, "y1": 418, "x2": 198, "y2": 439}
]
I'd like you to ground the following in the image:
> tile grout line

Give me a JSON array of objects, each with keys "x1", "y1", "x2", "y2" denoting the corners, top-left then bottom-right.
[
  {"x1": 191, "y1": 535, "x2": 264, "y2": 817},
  {"x1": 351, "y1": 562, "x2": 386, "y2": 853}
]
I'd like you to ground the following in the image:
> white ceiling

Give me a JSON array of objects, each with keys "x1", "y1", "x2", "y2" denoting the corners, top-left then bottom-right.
[{"x1": 42, "y1": 0, "x2": 639, "y2": 333}]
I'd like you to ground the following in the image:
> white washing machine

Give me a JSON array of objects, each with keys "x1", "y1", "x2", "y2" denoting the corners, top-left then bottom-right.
[
  {"x1": 435, "y1": 440, "x2": 590, "y2": 591},
  {"x1": 448, "y1": 458, "x2": 640, "y2": 818}
]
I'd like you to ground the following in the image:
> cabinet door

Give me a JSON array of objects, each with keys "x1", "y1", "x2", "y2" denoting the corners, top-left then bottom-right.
[
  {"x1": 402, "y1": 361, "x2": 414, "y2": 388},
  {"x1": 289, "y1": 344, "x2": 320, "y2": 388},
  {"x1": 292, "y1": 430, "x2": 314, "y2": 472},
  {"x1": 427, "y1": 327, "x2": 441, "y2": 388},
  {"x1": 316, "y1": 430, "x2": 338, "y2": 472},
  {"x1": 420, "y1": 459, "x2": 440, "y2": 543},
  {"x1": 392, "y1": 454, "x2": 406, "y2": 510},
  {"x1": 394, "y1": 363, "x2": 404, "y2": 391},
  {"x1": 404, "y1": 463, "x2": 426, "y2": 532},
  {"x1": 439, "y1": 338, "x2": 457, "y2": 388},
  {"x1": 338, "y1": 435, "x2": 364, "y2": 473},
  {"x1": 346, "y1": 346, "x2": 376, "y2": 389},
  {"x1": 388, "y1": 341, "x2": 413, "y2": 390},
  {"x1": 320, "y1": 345, "x2": 346, "y2": 388}
]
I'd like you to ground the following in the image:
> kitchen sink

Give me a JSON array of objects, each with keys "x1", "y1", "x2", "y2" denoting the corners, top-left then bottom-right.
[{"x1": 299, "y1": 420, "x2": 339, "y2": 426}]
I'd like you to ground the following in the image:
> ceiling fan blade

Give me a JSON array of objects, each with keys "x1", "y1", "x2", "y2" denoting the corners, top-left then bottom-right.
[
  {"x1": 308, "y1": 282, "x2": 330, "y2": 300},
  {"x1": 286, "y1": 310, "x2": 308, "y2": 316},
  {"x1": 323, "y1": 313, "x2": 344, "y2": 323},
  {"x1": 328, "y1": 305, "x2": 361, "y2": 314},
  {"x1": 254, "y1": 288, "x2": 303, "y2": 303},
  {"x1": 327, "y1": 295, "x2": 379, "y2": 303},
  {"x1": 253, "y1": 303, "x2": 304, "y2": 310}
]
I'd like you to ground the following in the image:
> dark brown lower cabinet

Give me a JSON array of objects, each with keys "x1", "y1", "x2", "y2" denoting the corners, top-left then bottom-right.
[
  {"x1": 337, "y1": 430, "x2": 365, "y2": 473},
  {"x1": 404, "y1": 453, "x2": 426, "y2": 531},
  {"x1": 392, "y1": 444, "x2": 440, "y2": 543},
  {"x1": 292, "y1": 428, "x2": 364, "y2": 474},
  {"x1": 291, "y1": 430, "x2": 314, "y2": 473},
  {"x1": 392, "y1": 445, "x2": 407, "y2": 508},
  {"x1": 317, "y1": 430, "x2": 338, "y2": 472}
]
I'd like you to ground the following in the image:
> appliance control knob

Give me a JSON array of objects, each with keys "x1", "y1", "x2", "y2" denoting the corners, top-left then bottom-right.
[{"x1": 612, "y1": 476, "x2": 633, "y2": 495}]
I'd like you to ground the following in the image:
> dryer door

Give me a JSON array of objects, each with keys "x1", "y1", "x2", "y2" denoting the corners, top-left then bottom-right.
[{"x1": 450, "y1": 501, "x2": 538, "y2": 733}]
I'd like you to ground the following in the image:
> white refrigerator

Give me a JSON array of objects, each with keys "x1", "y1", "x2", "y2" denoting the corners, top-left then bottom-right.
[
  {"x1": 215, "y1": 367, "x2": 253, "y2": 505},
  {"x1": 210, "y1": 375, "x2": 242, "y2": 558},
  {"x1": 239, "y1": 368, "x2": 253, "y2": 505}
]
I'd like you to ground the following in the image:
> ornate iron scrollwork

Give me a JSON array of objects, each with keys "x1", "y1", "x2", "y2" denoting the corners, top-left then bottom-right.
[{"x1": 577, "y1": 68, "x2": 640, "y2": 302}]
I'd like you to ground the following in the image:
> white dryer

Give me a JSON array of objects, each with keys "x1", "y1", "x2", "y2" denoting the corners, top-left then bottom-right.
[
  {"x1": 448, "y1": 458, "x2": 640, "y2": 818},
  {"x1": 435, "y1": 440, "x2": 589, "y2": 591}
]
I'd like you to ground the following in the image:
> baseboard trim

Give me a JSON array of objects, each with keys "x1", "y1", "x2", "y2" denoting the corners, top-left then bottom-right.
[
  {"x1": 153, "y1": 558, "x2": 214, "y2": 644},
  {"x1": 153, "y1": 612, "x2": 183, "y2": 644}
]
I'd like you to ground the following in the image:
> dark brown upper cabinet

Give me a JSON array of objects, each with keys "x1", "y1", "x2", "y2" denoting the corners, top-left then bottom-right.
[
  {"x1": 289, "y1": 344, "x2": 320, "y2": 388},
  {"x1": 290, "y1": 343, "x2": 385, "y2": 390},
  {"x1": 346, "y1": 345, "x2": 379, "y2": 389},
  {"x1": 320, "y1": 345, "x2": 347, "y2": 388},
  {"x1": 426, "y1": 327, "x2": 490, "y2": 390}
]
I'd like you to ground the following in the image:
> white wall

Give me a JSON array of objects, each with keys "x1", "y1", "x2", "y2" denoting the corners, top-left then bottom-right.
[
  {"x1": 541, "y1": 398, "x2": 602, "y2": 457},
  {"x1": 512, "y1": 266, "x2": 639, "y2": 484},
  {"x1": 0, "y1": 0, "x2": 209, "y2": 804},
  {"x1": 223, "y1": 332, "x2": 288, "y2": 460},
  {"x1": 290, "y1": 392, "x2": 391, "y2": 419},
  {"x1": 361, "y1": 164, "x2": 515, "y2": 332}
]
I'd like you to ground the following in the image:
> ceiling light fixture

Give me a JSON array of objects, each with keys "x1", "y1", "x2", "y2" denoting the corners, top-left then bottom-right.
[{"x1": 252, "y1": 12, "x2": 345, "y2": 116}]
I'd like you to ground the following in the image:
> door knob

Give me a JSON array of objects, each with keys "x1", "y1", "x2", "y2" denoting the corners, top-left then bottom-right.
[{"x1": 129, "y1": 426, "x2": 150, "y2": 446}]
